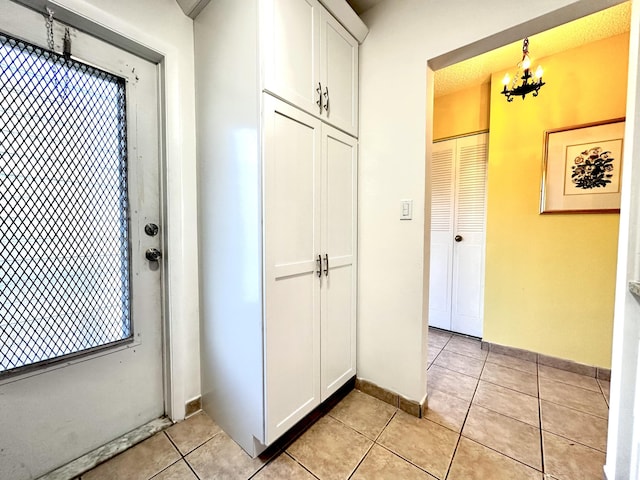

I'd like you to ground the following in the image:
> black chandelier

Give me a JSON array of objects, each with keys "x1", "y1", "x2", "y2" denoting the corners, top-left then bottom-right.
[{"x1": 501, "y1": 37, "x2": 545, "y2": 102}]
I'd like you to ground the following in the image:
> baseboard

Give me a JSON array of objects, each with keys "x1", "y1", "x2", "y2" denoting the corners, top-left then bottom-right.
[
  {"x1": 185, "y1": 396, "x2": 202, "y2": 417},
  {"x1": 481, "y1": 340, "x2": 611, "y2": 381},
  {"x1": 355, "y1": 378, "x2": 427, "y2": 418}
]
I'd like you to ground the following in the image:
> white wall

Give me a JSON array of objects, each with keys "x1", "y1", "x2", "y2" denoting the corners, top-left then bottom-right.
[
  {"x1": 37, "y1": 0, "x2": 201, "y2": 419},
  {"x1": 606, "y1": 1, "x2": 640, "y2": 478},
  {"x1": 356, "y1": 0, "x2": 625, "y2": 403}
]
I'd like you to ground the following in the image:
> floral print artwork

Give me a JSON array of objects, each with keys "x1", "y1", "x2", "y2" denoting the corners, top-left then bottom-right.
[
  {"x1": 543, "y1": 120, "x2": 624, "y2": 212},
  {"x1": 570, "y1": 146, "x2": 615, "y2": 190}
]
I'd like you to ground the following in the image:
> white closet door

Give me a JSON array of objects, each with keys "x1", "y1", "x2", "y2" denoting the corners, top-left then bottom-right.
[
  {"x1": 262, "y1": 0, "x2": 321, "y2": 117},
  {"x1": 263, "y1": 95, "x2": 321, "y2": 444},
  {"x1": 320, "y1": 124, "x2": 357, "y2": 401},
  {"x1": 429, "y1": 141, "x2": 455, "y2": 330},
  {"x1": 451, "y1": 134, "x2": 488, "y2": 337},
  {"x1": 428, "y1": 133, "x2": 487, "y2": 337},
  {"x1": 320, "y1": 11, "x2": 358, "y2": 137}
]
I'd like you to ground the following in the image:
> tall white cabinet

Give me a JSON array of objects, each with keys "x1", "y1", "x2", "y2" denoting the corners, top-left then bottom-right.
[{"x1": 195, "y1": 0, "x2": 364, "y2": 456}]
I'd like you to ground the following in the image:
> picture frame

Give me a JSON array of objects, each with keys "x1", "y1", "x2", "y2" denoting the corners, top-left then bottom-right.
[{"x1": 540, "y1": 118, "x2": 625, "y2": 214}]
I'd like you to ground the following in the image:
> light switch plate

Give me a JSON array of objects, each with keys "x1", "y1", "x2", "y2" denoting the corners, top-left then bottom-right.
[{"x1": 400, "y1": 199, "x2": 413, "y2": 220}]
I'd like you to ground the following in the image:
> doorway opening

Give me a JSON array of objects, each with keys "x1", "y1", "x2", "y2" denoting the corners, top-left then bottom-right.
[{"x1": 427, "y1": 2, "x2": 629, "y2": 365}]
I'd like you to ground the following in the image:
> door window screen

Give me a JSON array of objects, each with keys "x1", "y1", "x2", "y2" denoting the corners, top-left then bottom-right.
[{"x1": 0, "y1": 32, "x2": 131, "y2": 374}]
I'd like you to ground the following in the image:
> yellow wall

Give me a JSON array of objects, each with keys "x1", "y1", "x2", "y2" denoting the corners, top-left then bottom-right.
[
  {"x1": 483, "y1": 33, "x2": 628, "y2": 368},
  {"x1": 433, "y1": 82, "x2": 491, "y2": 140}
]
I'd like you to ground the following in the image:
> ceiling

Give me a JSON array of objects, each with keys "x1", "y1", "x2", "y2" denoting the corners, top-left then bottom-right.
[
  {"x1": 345, "y1": 0, "x2": 631, "y2": 98},
  {"x1": 435, "y1": 2, "x2": 630, "y2": 97}
]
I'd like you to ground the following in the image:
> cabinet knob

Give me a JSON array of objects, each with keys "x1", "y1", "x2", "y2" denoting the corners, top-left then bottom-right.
[{"x1": 454, "y1": 235, "x2": 463, "y2": 242}]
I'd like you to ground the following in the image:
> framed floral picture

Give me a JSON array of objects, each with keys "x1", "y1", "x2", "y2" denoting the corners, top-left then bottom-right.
[{"x1": 540, "y1": 118, "x2": 625, "y2": 213}]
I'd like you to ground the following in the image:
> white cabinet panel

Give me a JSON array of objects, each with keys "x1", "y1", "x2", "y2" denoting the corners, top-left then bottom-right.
[
  {"x1": 264, "y1": 96, "x2": 322, "y2": 444},
  {"x1": 322, "y1": 264, "x2": 355, "y2": 398},
  {"x1": 321, "y1": 125, "x2": 357, "y2": 400},
  {"x1": 321, "y1": 12, "x2": 358, "y2": 136},
  {"x1": 265, "y1": 273, "x2": 319, "y2": 443},
  {"x1": 263, "y1": 0, "x2": 321, "y2": 116}
]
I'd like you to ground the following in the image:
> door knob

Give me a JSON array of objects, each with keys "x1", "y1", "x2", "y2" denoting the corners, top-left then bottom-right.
[
  {"x1": 454, "y1": 235, "x2": 463, "y2": 242},
  {"x1": 145, "y1": 248, "x2": 162, "y2": 262}
]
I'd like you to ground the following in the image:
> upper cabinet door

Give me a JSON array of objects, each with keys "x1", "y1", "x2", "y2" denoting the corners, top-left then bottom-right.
[
  {"x1": 262, "y1": 0, "x2": 322, "y2": 117},
  {"x1": 320, "y1": 11, "x2": 358, "y2": 137}
]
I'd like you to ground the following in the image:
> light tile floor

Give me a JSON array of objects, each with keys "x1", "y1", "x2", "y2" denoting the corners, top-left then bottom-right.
[{"x1": 81, "y1": 328, "x2": 610, "y2": 480}]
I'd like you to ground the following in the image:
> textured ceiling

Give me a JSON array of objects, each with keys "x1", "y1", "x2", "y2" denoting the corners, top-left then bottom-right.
[{"x1": 434, "y1": 1, "x2": 631, "y2": 97}]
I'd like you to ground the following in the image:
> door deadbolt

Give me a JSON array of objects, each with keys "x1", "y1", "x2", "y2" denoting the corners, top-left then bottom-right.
[
  {"x1": 145, "y1": 248, "x2": 162, "y2": 262},
  {"x1": 145, "y1": 223, "x2": 159, "y2": 237}
]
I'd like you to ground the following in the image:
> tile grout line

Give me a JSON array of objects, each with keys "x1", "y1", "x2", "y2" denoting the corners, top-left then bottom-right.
[
  {"x1": 597, "y1": 378, "x2": 611, "y2": 408},
  {"x1": 345, "y1": 439, "x2": 376, "y2": 479},
  {"x1": 427, "y1": 332, "x2": 452, "y2": 367},
  {"x1": 374, "y1": 408, "x2": 398, "y2": 443},
  {"x1": 372, "y1": 442, "x2": 439, "y2": 478},
  {"x1": 284, "y1": 402, "x2": 391, "y2": 480},
  {"x1": 283, "y1": 452, "x2": 321, "y2": 480},
  {"x1": 345, "y1": 408, "x2": 399, "y2": 479},
  {"x1": 536, "y1": 395, "x2": 609, "y2": 420},
  {"x1": 442, "y1": 342, "x2": 488, "y2": 480},
  {"x1": 136, "y1": 432, "x2": 182, "y2": 480},
  {"x1": 537, "y1": 362, "x2": 547, "y2": 477},
  {"x1": 160, "y1": 430, "x2": 204, "y2": 480}
]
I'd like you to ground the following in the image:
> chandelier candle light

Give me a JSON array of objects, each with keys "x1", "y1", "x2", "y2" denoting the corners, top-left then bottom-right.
[{"x1": 501, "y1": 37, "x2": 545, "y2": 102}]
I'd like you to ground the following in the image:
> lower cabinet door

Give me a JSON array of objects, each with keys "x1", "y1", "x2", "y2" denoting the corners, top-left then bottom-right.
[
  {"x1": 263, "y1": 94, "x2": 322, "y2": 444},
  {"x1": 320, "y1": 124, "x2": 357, "y2": 401}
]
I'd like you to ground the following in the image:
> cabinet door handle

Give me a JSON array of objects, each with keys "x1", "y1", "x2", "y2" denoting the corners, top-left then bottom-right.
[
  {"x1": 323, "y1": 86, "x2": 329, "y2": 113},
  {"x1": 316, "y1": 254, "x2": 322, "y2": 278},
  {"x1": 324, "y1": 253, "x2": 329, "y2": 276},
  {"x1": 316, "y1": 82, "x2": 323, "y2": 114}
]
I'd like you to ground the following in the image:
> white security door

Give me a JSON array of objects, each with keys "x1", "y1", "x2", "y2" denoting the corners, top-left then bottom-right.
[
  {"x1": 0, "y1": 4, "x2": 164, "y2": 479},
  {"x1": 263, "y1": 95, "x2": 321, "y2": 444},
  {"x1": 262, "y1": 0, "x2": 321, "y2": 116},
  {"x1": 429, "y1": 133, "x2": 487, "y2": 337},
  {"x1": 320, "y1": 124, "x2": 357, "y2": 401}
]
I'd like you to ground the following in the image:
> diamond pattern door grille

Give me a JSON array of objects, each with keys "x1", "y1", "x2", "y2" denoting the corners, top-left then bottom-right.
[{"x1": 0, "y1": 33, "x2": 131, "y2": 374}]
